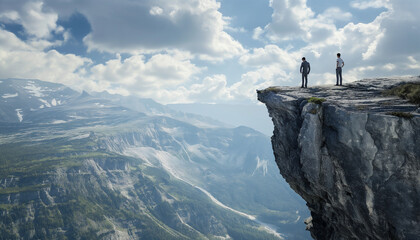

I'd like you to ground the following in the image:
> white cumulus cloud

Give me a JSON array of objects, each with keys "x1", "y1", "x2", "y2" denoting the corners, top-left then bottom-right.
[
  {"x1": 239, "y1": 45, "x2": 299, "y2": 71},
  {"x1": 255, "y1": 0, "x2": 352, "y2": 44},
  {"x1": 38, "y1": 0, "x2": 245, "y2": 60},
  {"x1": 0, "y1": 1, "x2": 60, "y2": 39},
  {"x1": 0, "y1": 29, "x2": 90, "y2": 87},
  {"x1": 350, "y1": 0, "x2": 391, "y2": 10},
  {"x1": 248, "y1": 0, "x2": 420, "y2": 89},
  {"x1": 2, "y1": 0, "x2": 420, "y2": 105},
  {"x1": 90, "y1": 53, "x2": 202, "y2": 90}
]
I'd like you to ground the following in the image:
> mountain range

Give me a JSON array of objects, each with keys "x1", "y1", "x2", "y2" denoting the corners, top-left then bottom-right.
[{"x1": 0, "y1": 78, "x2": 309, "y2": 239}]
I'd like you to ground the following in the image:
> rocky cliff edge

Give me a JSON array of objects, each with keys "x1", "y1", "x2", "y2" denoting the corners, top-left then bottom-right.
[{"x1": 257, "y1": 77, "x2": 420, "y2": 240}]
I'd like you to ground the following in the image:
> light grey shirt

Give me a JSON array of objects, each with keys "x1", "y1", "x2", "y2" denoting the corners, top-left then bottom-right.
[
  {"x1": 337, "y1": 58, "x2": 344, "y2": 68},
  {"x1": 300, "y1": 61, "x2": 310, "y2": 74}
]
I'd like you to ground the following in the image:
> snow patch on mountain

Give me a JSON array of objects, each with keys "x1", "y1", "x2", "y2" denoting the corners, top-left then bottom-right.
[
  {"x1": 39, "y1": 99, "x2": 51, "y2": 107},
  {"x1": 24, "y1": 82, "x2": 44, "y2": 97},
  {"x1": 94, "y1": 103, "x2": 105, "y2": 108},
  {"x1": 51, "y1": 120, "x2": 67, "y2": 124},
  {"x1": 294, "y1": 215, "x2": 301, "y2": 223},
  {"x1": 70, "y1": 133, "x2": 91, "y2": 140},
  {"x1": 51, "y1": 98, "x2": 57, "y2": 106},
  {"x1": 195, "y1": 185, "x2": 256, "y2": 221},
  {"x1": 186, "y1": 144, "x2": 222, "y2": 161},
  {"x1": 69, "y1": 115, "x2": 87, "y2": 120},
  {"x1": 160, "y1": 126, "x2": 180, "y2": 135},
  {"x1": 124, "y1": 146, "x2": 192, "y2": 180},
  {"x1": 123, "y1": 147, "x2": 158, "y2": 166},
  {"x1": 196, "y1": 185, "x2": 285, "y2": 239},
  {"x1": 2, "y1": 93, "x2": 18, "y2": 99},
  {"x1": 252, "y1": 156, "x2": 268, "y2": 176},
  {"x1": 186, "y1": 144, "x2": 206, "y2": 159},
  {"x1": 15, "y1": 109, "x2": 23, "y2": 122}
]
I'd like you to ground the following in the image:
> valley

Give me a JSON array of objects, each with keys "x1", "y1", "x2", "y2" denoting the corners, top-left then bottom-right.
[{"x1": 0, "y1": 79, "x2": 310, "y2": 239}]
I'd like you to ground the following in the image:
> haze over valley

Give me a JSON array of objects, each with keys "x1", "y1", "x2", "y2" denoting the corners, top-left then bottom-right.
[{"x1": 0, "y1": 78, "x2": 309, "y2": 239}]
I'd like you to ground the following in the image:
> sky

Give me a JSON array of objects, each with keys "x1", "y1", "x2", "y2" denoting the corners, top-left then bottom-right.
[{"x1": 1, "y1": 0, "x2": 420, "y2": 105}]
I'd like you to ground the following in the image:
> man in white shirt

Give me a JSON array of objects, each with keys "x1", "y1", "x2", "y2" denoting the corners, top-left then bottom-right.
[{"x1": 336, "y1": 53, "x2": 344, "y2": 86}]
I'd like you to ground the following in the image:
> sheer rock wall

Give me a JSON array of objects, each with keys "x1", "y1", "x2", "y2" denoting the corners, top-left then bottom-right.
[{"x1": 258, "y1": 77, "x2": 420, "y2": 240}]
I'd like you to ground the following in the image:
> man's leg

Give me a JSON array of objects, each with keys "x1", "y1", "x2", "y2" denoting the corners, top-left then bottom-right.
[
  {"x1": 302, "y1": 74, "x2": 304, "y2": 87},
  {"x1": 304, "y1": 75, "x2": 308, "y2": 88},
  {"x1": 336, "y1": 68, "x2": 339, "y2": 85},
  {"x1": 338, "y1": 68, "x2": 342, "y2": 85}
]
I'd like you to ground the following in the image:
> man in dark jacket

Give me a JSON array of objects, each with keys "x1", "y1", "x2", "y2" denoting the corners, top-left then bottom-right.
[{"x1": 300, "y1": 57, "x2": 310, "y2": 88}]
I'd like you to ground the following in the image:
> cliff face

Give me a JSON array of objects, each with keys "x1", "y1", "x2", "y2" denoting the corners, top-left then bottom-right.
[{"x1": 258, "y1": 77, "x2": 420, "y2": 240}]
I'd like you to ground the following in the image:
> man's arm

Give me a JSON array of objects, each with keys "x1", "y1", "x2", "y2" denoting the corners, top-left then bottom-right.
[
  {"x1": 300, "y1": 63, "x2": 303, "y2": 73},
  {"x1": 342, "y1": 61, "x2": 344, "y2": 68},
  {"x1": 336, "y1": 60, "x2": 339, "y2": 69},
  {"x1": 308, "y1": 63, "x2": 310, "y2": 74}
]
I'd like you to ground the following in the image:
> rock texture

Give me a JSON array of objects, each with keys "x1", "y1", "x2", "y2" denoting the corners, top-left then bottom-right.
[{"x1": 258, "y1": 77, "x2": 420, "y2": 240}]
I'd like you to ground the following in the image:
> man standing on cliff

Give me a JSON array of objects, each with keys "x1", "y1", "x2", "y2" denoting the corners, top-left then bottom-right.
[
  {"x1": 300, "y1": 57, "x2": 310, "y2": 88},
  {"x1": 336, "y1": 53, "x2": 344, "y2": 86}
]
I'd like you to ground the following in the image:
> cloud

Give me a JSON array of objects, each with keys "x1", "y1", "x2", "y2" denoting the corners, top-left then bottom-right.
[
  {"x1": 39, "y1": 0, "x2": 244, "y2": 60},
  {"x1": 165, "y1": 68, "x2": 294, "y2": 104},
  {"x1": 239, "y1": 45, "x2": 299, "y2": 70},
  {"x1": 248, "y1": 0, "x2": 420, "y2": 89},
  {"x1": 255, "y1": 0, "x2": 352, "y2": 44},
  {"x1": 261, "y1": 0, "x2": 314, "y2": 42},
  {"x1": 318, "y1": 7, "x2": 352, "y2": 23},
  {"x1": 0, "y1": 1, "x2": 70, "y2": 51},
  {"x1": 230, "y1": 66, "x2": 294, "y2": 101},
  {"x1": 187, "y1": 74, "x2": 233, "y2": 102},
  {"x1": 2, "y1": 0, "x2": 420, "y2": 105},
  {"x1": 0, "y1": 1, "x2": 60, "y2": 39},
  {"x1": 248, "y1": 19, "x2": 387, "y2": 86},
  {"x1": 350, "y1": 0, "x2": 391, "y2": 10},
  {"x1": 89, "y1": 52, "x2": 202, "y2": 91},
  {"x1": 1, "y1": 0, "x2": 244, "y2": 60},
  {"x1": 0, "y1": 29, "x2": 90, "y2": 87},
  {"x1": 233, "y1": 45, "x2": 299, "y2": 101},
  {"x1": 149, "y1": 6, "x2": 164, "y2": 16},
  {"x1": 0, "y1": 0, "x2": 247, "y2": 104},
  {"x1": 382, "y1": 63, "x2": 395, "y2": 71},
  {"x1": 373, "y1": 1, "x2": 420, "y2": 59},
  {"x1": 0, "y1": 28, "x2": 32, "y2": 51},
  {"x1": 96, "y1": 74, "x2": 232, "y2": 104},
  {"x1": 0, "y1": 28, "x2": 207, "y2": 104},
  {"x1": 407, "y1": 56, "x2": 420, "y2": 70}
]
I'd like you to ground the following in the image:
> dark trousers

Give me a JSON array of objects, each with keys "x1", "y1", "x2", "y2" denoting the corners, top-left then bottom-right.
[
  {"x1": 336, "y1": 67, "x2": 342, "y2": 85},
  {"x1": 302, "y1": 74, "x2": 308, "y2": 88}
]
